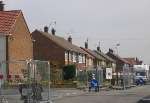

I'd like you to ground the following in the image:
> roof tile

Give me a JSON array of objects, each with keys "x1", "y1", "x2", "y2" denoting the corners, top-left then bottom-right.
[
  {"x1": 81, "y1": 47, "x2": 105, "y2": 60},
  {"x1": 0, "y1": 10, "x2": 21, "y2": 35},
  {"x1": 34, "y1": 30, "x2": 87, "y2": 54}
]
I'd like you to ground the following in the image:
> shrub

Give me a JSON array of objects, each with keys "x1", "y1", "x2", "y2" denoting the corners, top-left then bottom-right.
[{"x1": 63, "y1": 65, "x2": 76, "y2": 80}]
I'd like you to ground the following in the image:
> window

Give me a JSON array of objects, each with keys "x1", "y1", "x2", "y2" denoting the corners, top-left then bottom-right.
[
  {"x1": 69, "y1": 52, "x2": 72, "y2": 61},
  {"x1": 73, "y1": 52, "x2": 76, "y2": 62},
  {"x1": 79, "y1": 54, "x2": 82, "y2": 63},
  {"x1": 69, "y1": 52, "x2": 74, "y2": 62},
  {"x1": 65, "y1": 51, "x2": 68, "y2": 61},
  {"x1": 102, "y1": 61, "x2": 105, "y2": 66},
  {"x1": 82, "y1": 55, "x2": 85, "y2": 63},
  {"x1": 89, "y1": 58, "x2": 91, "y2": 65},
  {"x1": 76, "y1": 54, "x2": 79, "y2": 63}
]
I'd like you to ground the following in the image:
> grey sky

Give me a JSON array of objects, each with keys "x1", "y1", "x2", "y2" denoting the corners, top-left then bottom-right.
[{"x1": 4, "y1": 0, "x2": 150, "y2": 64}]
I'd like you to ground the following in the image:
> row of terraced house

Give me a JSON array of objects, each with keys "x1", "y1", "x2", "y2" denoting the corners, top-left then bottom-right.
[{"x1": 0, "y1": 2, "x2": 142, "y2": 85}]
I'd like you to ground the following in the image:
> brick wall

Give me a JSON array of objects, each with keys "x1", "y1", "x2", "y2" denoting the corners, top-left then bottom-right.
[
  {"x1": 8, "y1": 13, "x2": 33, "y2": 77},
  {"x1": 32, "y1": 30, "x2": 65, "y2": 68}
]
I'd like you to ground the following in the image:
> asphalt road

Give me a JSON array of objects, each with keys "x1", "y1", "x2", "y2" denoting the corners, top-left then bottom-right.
[
  {"x1": 0, "y1": 88, "x2": 84, "y2": 103},
  {"x1": 54, "y1": 85, "x2": 150, "y2": 103}
]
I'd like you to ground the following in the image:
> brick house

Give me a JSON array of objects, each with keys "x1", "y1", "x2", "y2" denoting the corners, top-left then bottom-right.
[
  {"x1": 31, "y1": 29, "x2": 87, "y2": 80},
  {"x1": 123, "y1": 57, "x2": 142, "y2": 66},
  {"x1": 106, "y1": 49, "x2": 130, "y2": 85},
  {"x1": 81, "y1": 42, "x2": 106, "y2": 69},
  {"x1": 106, "y1": 49, "x2": 130, "y2": 73},
  {"x1": 85, "y1": 50, "x2": 95, "y2": 70},
  {"x1": 94, "y1": 48, "x2": 116, "y2": 72},
  {"x1": 0, "y1": 4, "x2": 33, "y2": 80},
  {"x1": 123, "y1": 57, "x2": 142, "y2": 73}
]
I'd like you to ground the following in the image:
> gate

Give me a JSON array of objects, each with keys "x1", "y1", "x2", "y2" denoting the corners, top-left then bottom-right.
[{"x1": 0, "y1": 60, "x2": 51, "y2": 103}]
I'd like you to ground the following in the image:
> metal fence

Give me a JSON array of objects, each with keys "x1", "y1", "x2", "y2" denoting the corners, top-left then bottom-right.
[
  {"x1": 116, "y1": 65, "x2": 134, "y2": 88},
  {"x1": 0, "y1": 60, "x2": 51, "y2": 103},
  {"x1": 77, "y1": 67, "x2": 103, "y2": 87}
]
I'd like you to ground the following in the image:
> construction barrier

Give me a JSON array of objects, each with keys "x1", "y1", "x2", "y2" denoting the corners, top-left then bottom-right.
[{"x1": 0, "y1": 60, "x2": 51, "y2": 103}]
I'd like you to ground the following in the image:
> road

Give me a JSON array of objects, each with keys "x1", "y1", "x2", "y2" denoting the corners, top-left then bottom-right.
[
  {"x1": 0, "y1": 88, "x2": 84, "y2": 103},
  {"x1": 54, "y1": 85, "x2": 150, "y2": 103},
  {"x1": 1, "y1": 85, "x2": 150, "y2": 103}
]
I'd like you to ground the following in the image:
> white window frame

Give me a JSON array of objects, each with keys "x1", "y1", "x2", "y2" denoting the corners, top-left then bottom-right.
[
  {"x1": 73, "y1": 52, "x2": 76, "y2": 62},
  {"x1": 69, "y1": 52, "x2": 72, "y2": 61},
  {"x1": 82, "y1": 55, "x2": 85, "y2": 63},
  {"x1": 65, "y1": 51, "x2": 68, "y2": 61},
  {"x1": 79, "y1": 54, "x2": 82, "y2": 63}
]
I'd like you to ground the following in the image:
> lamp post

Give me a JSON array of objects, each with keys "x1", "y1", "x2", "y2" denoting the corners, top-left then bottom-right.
[
  {"x1": 115, "y1": 43, "x2": 120, "y2": 86},
  {"x1": 116, "y1": 43, "x2": 120, "y2": 55},
  {"x1": 123, "y1": 64, "x2": 126, "y2": 90}
]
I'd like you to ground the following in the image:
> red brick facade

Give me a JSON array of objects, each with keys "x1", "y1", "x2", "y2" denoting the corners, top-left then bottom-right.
[
  {"x1": 32, "y1": 30, "x2": 87, "y2": 69},
  {"x1": 8, "y1": 12, "x2": 33, "y2": 62},
  {"x1": 32, "y1": 30, "x2": 65, "y2": 68},
  {"x1": 5, "y1": 11, "x2": 32, "y2": 78}
]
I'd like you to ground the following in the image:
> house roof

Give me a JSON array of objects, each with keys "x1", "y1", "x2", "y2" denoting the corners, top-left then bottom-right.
[
  {"x1": 81, "y1": 47, "x2": 105, "y2": 61},
  {"x1": 0, "y1": 10, "x2": 21, "y2": 35},
  {"x1": 123, "y1": 58, "x2": 137, "y2": 65},
  {"x1": 106, "y1": 51, "x2": 130, "y2": 64},
  {"x1": 94, "y1": 50, "x2": 116, "y2": 63},
  {"x1": 33, "y1": 30, "x2": 87, "y2": 54}
]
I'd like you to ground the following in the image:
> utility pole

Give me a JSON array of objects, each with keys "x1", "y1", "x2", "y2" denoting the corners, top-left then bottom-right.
[{"x1": 115, "y1": 43, "x2": 120, "y2": 86}]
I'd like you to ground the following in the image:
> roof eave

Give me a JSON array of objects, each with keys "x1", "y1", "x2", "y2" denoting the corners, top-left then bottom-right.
[{"x1": 0, "y1": 32, "x2": 11, "y2": 36}]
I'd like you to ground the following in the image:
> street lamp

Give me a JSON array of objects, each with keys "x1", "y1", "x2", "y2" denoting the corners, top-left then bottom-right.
[
  {"x1": 123, "y1": 64, "x2": 126, "y2": 90},
  {"x1": 115, "y1": 43, "x2": 120, "y2": 55},
  {"x1": 114, "y1": 43, "x2": 120, "y2": 86}
]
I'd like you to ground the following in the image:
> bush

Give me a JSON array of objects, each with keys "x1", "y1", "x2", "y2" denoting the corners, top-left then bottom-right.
[{"x1": 63, "y1": 65, "x2": 76, "y2": 80}]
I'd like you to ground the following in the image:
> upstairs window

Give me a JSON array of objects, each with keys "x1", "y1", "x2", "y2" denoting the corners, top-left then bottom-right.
[
  {"x1": 69, "y1": 52, "x2": 71, "y2": 61},
  {"x1": 79, "y1": 54, "x2": 82, "y2": 63},
  {"x1": 73, "y1": 52, "x2": 76, "y2": 62},
  {"x1": 65, "y1": 51, "x2": 68, "y2": 61},
  {"x1": 82, "y1": 55, "x2": 85, "y2": 63}
]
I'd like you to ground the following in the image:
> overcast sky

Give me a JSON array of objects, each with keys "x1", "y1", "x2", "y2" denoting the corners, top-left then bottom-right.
[{"x1": 4, "y1": 0, "x2": 150, "y2": 64}]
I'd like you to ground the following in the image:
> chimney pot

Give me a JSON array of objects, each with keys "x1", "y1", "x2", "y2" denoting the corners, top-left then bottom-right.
[
  {"x1": 68, "y1": 36, "x2": 72, "y2": 43},
  {"x1": 51, "y1": 28, "x2": 56, "y2": 35},
  {"x1": 97, "y1": 46, "x2": 101, "y2": 52},
  {"x1": 109, "y1": 48, "x2": 113, "y2": 53},
  {"x1": 44, "y1": 26, "x2": 48, "y2": 33},
  {"x1": 0, "y1": 1, "x2": 4, "y2": 11},
  {"x1": 85, "y1": 42, "x2": 88, "y2": 49}
]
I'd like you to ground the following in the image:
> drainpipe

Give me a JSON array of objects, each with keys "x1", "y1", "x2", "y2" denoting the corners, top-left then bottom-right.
[{"x1": 6, "y1": 36, "x2": 9, "y2": 80}]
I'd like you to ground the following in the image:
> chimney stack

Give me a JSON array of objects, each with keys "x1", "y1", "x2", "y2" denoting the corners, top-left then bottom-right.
[
  {"x1": 109, "y1": 48, "x2": 113, "y2": 53},
  {"x1": 97, "y1": 42, "x2": 101, "y2": 52},
  {"x1": 85, "y1": 42, "x2": 88, "y2": 49},
  {"x1": 85, "y1": 38, "x2": 88, "y2": 49},
  {"x1": 51, "y1": 28, "x2": 56, "y2": 35},
  {"x1": 68, "y1": 35, "x2": 72, "y2": 43},
  {"x1": 44, "y1": 26, "x2": 49, "y2": 33},
  {"x1": 97, "y1": 46, "x2": 101, "y2": 52},
  {"x1": 0, "y1": 1, "x2": 4, "y2": 11}
]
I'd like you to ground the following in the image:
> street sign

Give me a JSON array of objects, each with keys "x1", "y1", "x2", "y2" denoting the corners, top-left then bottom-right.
[{"x1": 106, "y1": 68, "x2": 112, "y2": 79}]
